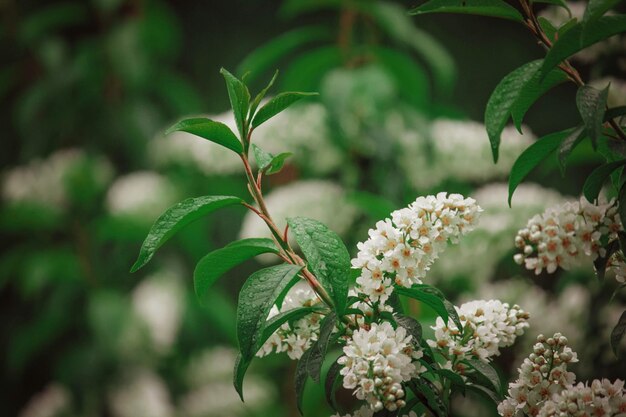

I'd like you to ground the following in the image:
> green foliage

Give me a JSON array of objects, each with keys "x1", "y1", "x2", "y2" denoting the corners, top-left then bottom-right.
[
  {"x1": 131, "y1": 196, "x2": 243, "y2": 272},
  {"x1": 251, "y1": 91, "x2": 318, "y2": 128},
  {"x1": 610, "y1": 310, "x2": 626, "y2": 356},
  {"x1": 541, "y1": 16, "x2": 626, "y2": 77},
  {"x1": 464, "y1": 359, "x2": 503, "y2": 396},
  {"x1": 305, "y1": 313, "x2": 336, "y2": 383},
  {"x1": 235, "y1": 263, "x2": 303, "y2": 399},
  {"x1": 165, "y1": 117, "x2": 243, "y2": 154},
  {"x1": 251, "y1": 144, "x2": 293, "y2": 175},
  {"x1": 287, "y1": 217, "x2": 351, "y2": 314},
  {"x1": 576, "y1": 85, "x2": 609, "y2": 147},
  {"x1": 394, "y1": 285, "x2": 463, "y2": 331},
  {"x1": 557, "y1": 126, "x2": 586, "y2": 173},
  {"x1": 193, "y1": 238, "x2": 278, "y2": 302},
  {"x1": 583, "y1": 160, "x2": 626, "y2": 202},
  {"x1": 220, "y1": 68, "x2": 251, "y2": 139},
  {"x1": 485, "y1": 60, "x2": 543, "y2": 162},
  {"x1": 508, "y1": 129, "x2": 574, "y2": 205},
  {"x1": 409, "y1": 0, "x2": 524, "y2": 22}
]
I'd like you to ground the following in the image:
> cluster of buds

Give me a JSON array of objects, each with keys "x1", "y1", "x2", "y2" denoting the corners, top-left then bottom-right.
[
  {"x1": 337, "y1": 322, "x2": 424, "y2": 412},
  {"x1": 498, "y1": 333, "x2": 578, "y2": 417},
  {"x1": 538, "y1": 379, "x2": 626, "y2": 417},
  {"x1": 514, "y1": 198, "x2": 623, "y2": 277}
]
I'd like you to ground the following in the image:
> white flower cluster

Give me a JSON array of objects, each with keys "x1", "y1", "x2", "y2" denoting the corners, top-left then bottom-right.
[
  {"x1": 338, "y1": 321, "x2": 425, "y2": 412},
  {"x1": 352, "y1": 192, "x2": 482, "y2": 303},
  {"x1": 514, "y1": 198, "x2": 624, "y2": 279},
  {"x1": 105, "y1": 171, "x2": 179, "y2": 222},
  {"x1": 538, "y1": 379, "x2": 626, "y2": 417},
  {"x1": 429, "y1": 183, "x2": 565, "y2": 287},
  {"x1": 498, "y1": 333, "x2": 578, "y2": 417},
  {"x1": 2, "y1": 148, "x2": 113, "y2": 210},
  {"x1": 396, "y1": 118, "x2": 535, "y2": 190},
  {"x1": 331, "y1": 405, "x2": 420, "y2": 417},
  {"x1": 256, "y1": 282, "x2": 323, "y2": 360},
  {"x1": 240, "y1": 180, "x2": 358, "y2": 261},
  {"x1": 429, "y1": 300, "x2": 530, "y2": 366}
]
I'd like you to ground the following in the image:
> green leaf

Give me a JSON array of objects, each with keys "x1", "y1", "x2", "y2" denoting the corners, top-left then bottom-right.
[
  {"x1": 165, "y1": 117, "x2": 243, "y2": 154},
  {"x1": 413, "y1": 379, "x2": 448, "y2": 417},
  {"x1": 577, "y1": 85, "x2": 609, "y2": 147},
  {"x1": 510, "y1": 68, "x2": 568, "y2": 131},
  {"x1": 395, "y1": 314, "x2": 423, "y2": 346},
  {"x1": 435, "y1": 368, "x2": 466, "y2": 394},
  {"x1": 465, "y1": 383, "x2": 501, "y2": 404},
  {"x1": 295, "y1": 347, "x2": 313, "y2": 415},
  {"x1": 538, "y1": 16, "x2": 559, "y2": 42},
  {"x1": 541, "y1": 16, "x2": 626, "y2": 77},
  {"x1": 395, "y1": 286, "x2": 462, "y2": 331},
  {"x1": 409, "y1": 0, "x2": 524, "y2": 22},
  {"x1": 593, "y1": 239, "x2": 620, "y2": 281},
  {"x1": 220, "y1": 68, "x2": 250, "y2": 139},
  {"x1": 251, "y1": 143, "x2": 273, "y2": 170},
  {"x1": 324, "y1": 359, "x2": 342, "y2": 411},
  {"x1": 131, "y1": 196, "x2": 243, "y2": 272},
  {"x1": 557, "y1": 126, "x2": 586, "y2": 173},
  {"x1": 464, "y1": 359, "x2": 502, "y2": 395},
  {"x1": 604, "y1": 106, "x2": 626, "y2": 122},
  {"x1": 237, "y1": 264, "x2": 303, "y2": 360},
  {"x1": 307, "y1": 313, "x2": 336, "y2": 383},
  {"x1": 236, "y1": 27, "x2": 331, "y2": 83},
  {"x1": 583, "y1": 0, "x2": 621, "y2": 25},
  {"x1": 251, "y1": 91, "x2": 318, "y2": 128},
  {"x1": 287, "y1": 217, "x2": 351, "y2": 314},
  {"x1": 193, "y1": 238, "x2": 278, "y2": 302},
  {"x1": 583, "y1": 160, "x2": 626, "y2": 202},
  {"x1": 508, "y1": 129, "x2": 574, "y2": 206},
  {"x1": 619, "y1": 184, "x2": 626, "y2": 236},
  {"x1": 266, "y1": 152, "x2": 293, "y2": 175},
  {"x1": 249, "y1": 70, "x2": 278, "y2": 118},
  {"x1": 485, "y1": 60, "x2": 543, "y2": 162},
  {"x1": 233, "y1": 353, "x2": 249, "y2": 401},
  {"x1": 235, "y1": 264, "x2": 303, "y2": 399},
  {"x1": 610, "y1": 310, "x2": 626, "y2": 357}
]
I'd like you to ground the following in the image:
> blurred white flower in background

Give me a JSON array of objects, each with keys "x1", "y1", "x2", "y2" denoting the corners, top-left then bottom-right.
[
  {"x1": 181, "y1": 347, "x2": 275, "y2": 417},
  {"x1": 18, "y1": 383, "x2": 72, "y2": 417},
  {"x1": 132, "y1": 267, "x2": 185, "y2": 354},
  {"x1": 239, "y1": 180, "x2": 358, "y2": 254},
  {"x1": 105, "y1": 171, "x2": 179, "y2": 222},
  {"x1": 2, "y1": 148, "x2": 113, "y2": 209},
  {"x1": 428, "y1": 183, "x2": 565, "y2": 288},
  {"x1": 109, "y1": 369, "x2": 174, "y2": 417},
  {"x1": 397, "y1": 119, "x2": 535, "y2": 190}
]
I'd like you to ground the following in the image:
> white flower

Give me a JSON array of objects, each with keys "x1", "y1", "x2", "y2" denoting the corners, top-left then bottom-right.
[
  {"x1": 338, "y1": 321, "x2": 424, "y2": 412},
  {"x1": 352, "y1": 193, "x2": 481, "y2": 303},
  {"x1": 428, "y1": 299, "x2": 530, "y2": 365},
  {"x1": 498, "y1": 333, "x2": 578, "y2": 417},
  {"x1": 538, "y1": 379, "x2": 626, "y2": 417},
  {"x1": 105, "y1": 171, "x2": 179, "y2": 221},
  {"x1": 514, "y1": 197, "x2": 623, "y2": 280},
  {"x1": 2, "y1": 148, "x2": 113, "y2": 210},
  {"x1": 108, "y1": 369, "x2": 174, "y2": 417},
  {"x1": 18, "y1": 383, "x2": 72, "y2": 417},
  {"x1": 397, "y1": 119, "x2": 535, "y2": 189},
  {"x1": 256, "y1": 282, "x2": 323, "y2": 360},
  {"x1": 240, "y1": 180, "x2": 358, "y2": 260},
  {"x1": 132, "y1": 268, "x2": 185, "y2": 354},
  {"x1": 331, "y1": 406, "x2": 421, "y2": 417}
]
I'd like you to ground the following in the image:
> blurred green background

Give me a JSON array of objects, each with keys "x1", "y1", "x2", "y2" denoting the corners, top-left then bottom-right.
[{"x1": 1, "y1": 0, "x2": 624, "y2": 416}]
